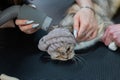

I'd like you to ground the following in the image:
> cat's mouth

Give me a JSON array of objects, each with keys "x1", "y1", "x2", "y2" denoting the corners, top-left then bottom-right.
[
  {"x1": 55, "y1": 56, "x2": 69, "y2": 61},
  {"x1": 51, "y1": 53, "x2": 75, "y2": 61}
]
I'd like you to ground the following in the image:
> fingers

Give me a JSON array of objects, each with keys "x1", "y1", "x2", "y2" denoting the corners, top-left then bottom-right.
[
  {"x1": 75, "y1": 20, "x2": 97, "y2": 42},
  {"x1": 76, "y1": 15, "x2": 89, "y2": 39},
  {"x1": 102, "y1": 26, "x2": 114, "y2": 45},
  {"x1": 15, "y1": 19, "x2": 39, "y2": 34},
  {"x1": 102, "y1": 25, "x2": 120, "y2": 47},
  {"x1": 73, "y1": 13, "x2": 80, "y2": 38},
  {"x1": 19, "y1": 23, "x2": 39, "y2": 30},
  {"x1": 110, "y1": 30, "x2": 120, "y2": 47},
  {"x1": 73, "y1": 10, "x2": 98, "y2": 42},
  {"x1": 73, "y1": 13, "x2": 80, "y2": 31},
  {"x1": 73, "y1": 18, "x2": 88, "y2": 40},
  {"x1": 76, "y1": 28, "x2": 97, "y2": 42},
  {"x1": 19, "y1": 25, "x2": 38, "y2": 34},
  {"x1": 88, "y1": 30, "x2": 97, "y2": 40},
  {"x1": 113, "y1": 32, "x2": 120, "y2": 47},
  {"x1": 15, "y1": 20, "x2": 34, "y2": 26},
  {"x1": 19, "y1": 23, "x2": 39, "y2": 34}
]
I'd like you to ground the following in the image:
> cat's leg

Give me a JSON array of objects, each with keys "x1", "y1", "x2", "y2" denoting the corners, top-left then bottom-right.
[
  {"x1": 61, "y1": 3, "x2": 118, "y2": 51},
  {"x1": 0, "y1": 74, "x2": 19, "y2": 80},
  {"x1": 93, "y1": 3, "x2": 118, "y2": 51},
  {"x1": 71, "y1": 1, "x2": 118, "y2": 51}
]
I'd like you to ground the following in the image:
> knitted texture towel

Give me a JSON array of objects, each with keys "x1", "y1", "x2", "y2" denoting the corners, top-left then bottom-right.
[{"x1": 38, "y1": 28, "x2": 76, "y2": 54}]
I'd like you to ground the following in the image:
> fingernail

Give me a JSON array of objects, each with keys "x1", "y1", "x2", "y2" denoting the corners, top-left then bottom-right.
[
  {"x1": 29, "y1": 4, "x2": 37, "y2": 8},
  {"x1": 26, "y1": 20, "x2": 34, "y2": 24},
  {"x1": 73, "y1": 29, "x2": 78, "y2": 38},
  {"x1": 32, "y1": 23, "x2": 39, "y2": 28}
]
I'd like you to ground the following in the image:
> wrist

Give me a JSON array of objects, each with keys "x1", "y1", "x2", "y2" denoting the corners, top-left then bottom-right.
[
  {"x1": 80, "y1": 6, "x2": 95, "y2": 14},
  {"x1": 76, "y1": 0, "x2": 93, "y2": 7}
]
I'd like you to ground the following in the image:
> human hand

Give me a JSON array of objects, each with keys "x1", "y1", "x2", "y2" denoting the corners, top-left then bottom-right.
[
  {"x1": 73, "y1": 8, "x2": 98, "y2": 42},
  {"x1": 15, "y1": 19, "x2": 39, "y2": 34},
  {"x1": 102, "y1": 24, "x2": 120, "y2": 47}
]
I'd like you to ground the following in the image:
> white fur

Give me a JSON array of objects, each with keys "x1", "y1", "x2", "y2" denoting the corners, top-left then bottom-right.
[
  {"x1": 0, "y1": 74, "x2": 19, "y2": 80},
  {"x1": 74, "y1": 34, "x2": 118, "y2": 51},
  {"x1": 108, "y1": 42, "x2": 117, "y2": 51},
  {"x1": 74, "y1": 34, "x2": 102, "y2": 50}
]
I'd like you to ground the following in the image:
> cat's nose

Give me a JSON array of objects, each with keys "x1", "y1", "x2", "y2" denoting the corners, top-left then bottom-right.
[
  {"x1": 64, "y1": 55, "x2": 69, "y2": 59},
  {"x1": 65, "y1": 56, "x2": 69, "y2": 59},
  {"x1": 61, "y1": 52, "x2": 65, "y2": 55}
]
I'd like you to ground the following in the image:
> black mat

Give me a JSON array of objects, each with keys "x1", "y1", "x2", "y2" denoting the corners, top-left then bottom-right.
[
  {"x1": 0, "y1": 0, "x2": 120, "y2": 80},
  {"x1": 0, "y1": 43, "x2": 120, "y2": 80}
]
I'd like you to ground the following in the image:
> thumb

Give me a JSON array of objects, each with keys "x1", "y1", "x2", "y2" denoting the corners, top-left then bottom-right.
[{"x1": 73, "y1": 16, "x2": 80, "y2": 38}]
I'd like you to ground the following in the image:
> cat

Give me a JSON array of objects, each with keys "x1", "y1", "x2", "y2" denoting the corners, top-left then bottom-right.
[
  {"x1": 0, "y1": 74, "x2": 19, "y2": 80},
  {"x1": 38, "y1": 0, "x2": 120, "y2": 61}
]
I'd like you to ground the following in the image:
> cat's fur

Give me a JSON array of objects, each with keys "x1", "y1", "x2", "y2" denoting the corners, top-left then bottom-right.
[
  {"x1": 45, "y1": 0, "x2": 120, "y2": 61},
  {"x1": 60, "y1": 0, "x2": 120, "y2": 50}
]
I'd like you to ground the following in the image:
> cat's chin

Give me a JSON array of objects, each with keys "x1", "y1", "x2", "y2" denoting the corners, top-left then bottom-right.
[
  {"x1": 51, "y1": 57, "x2": 72, "y2": 61},
  {"x1": 51, "y1": 53, "x2": 75, "y2": 61},
  {"x1": 53, "y1": 58, "x2": 69, "y2": 61}
]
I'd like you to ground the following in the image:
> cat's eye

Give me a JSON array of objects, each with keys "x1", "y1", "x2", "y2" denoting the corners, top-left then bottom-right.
[
  {"x1": 67, "y1": 47, "x2": 70, "y2": 51},
  {"x1": 66, "y1": 47, "x2": 71, "y2": 53}
]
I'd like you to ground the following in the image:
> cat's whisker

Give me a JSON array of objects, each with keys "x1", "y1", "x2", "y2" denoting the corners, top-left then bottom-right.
[
  {"x1": 73, "y1": 56, "x2": 81, "y2": 65},
  {"x1": 71, "y1": 58, "x2": 78, "y2": 65},
  {"x1": 74, "y1": 56, "x2": 81, "y2": 62},
  {"x1": 76, "y1": 55, "x2": 86, "y2": 63},
  {"x1": 74, "y1": 55, "x2": 86, "y2": 65},
  {"x1": 72, "y1": 56, "x2": 82, "y2": 66}
]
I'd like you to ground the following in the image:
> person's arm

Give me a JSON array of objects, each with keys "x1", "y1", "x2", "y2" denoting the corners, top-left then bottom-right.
[
  {"x1": 76, "y1": 0, "x2": 93, "y2": 8},
  {"x1": 74, "y1": 0, "x2": 98, "y2": 42},
  {"x1": 12, "y1": 0, "x2": 40, "y2": 34},
  {"x1": 76, "y1": 0, "x2": 95, "y2": 13},
  {"x1": 0, "y1": 20, "x2": 15, "y2": 28}
]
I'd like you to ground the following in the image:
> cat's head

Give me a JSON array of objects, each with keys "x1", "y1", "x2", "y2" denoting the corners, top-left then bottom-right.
[
  {"x1": 48, "y1": 43, "x2": 75, "y2": 61},
  {"x1": 38, "y1": 28, "x2": 76, "y2": 61}
]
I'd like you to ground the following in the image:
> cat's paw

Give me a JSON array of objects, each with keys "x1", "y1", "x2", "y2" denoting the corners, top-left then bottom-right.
[
  {"x1": 0, "y1": 74, "x2": 19, "y2": 80},
  {"x1": 108, "y1": 42, "x2": 117, "y2": 51}
]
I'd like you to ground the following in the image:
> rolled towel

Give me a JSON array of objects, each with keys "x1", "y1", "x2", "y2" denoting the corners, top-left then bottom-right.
[{"x1": 38, "y1": 28, "x2": 76, "y2": 55}]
